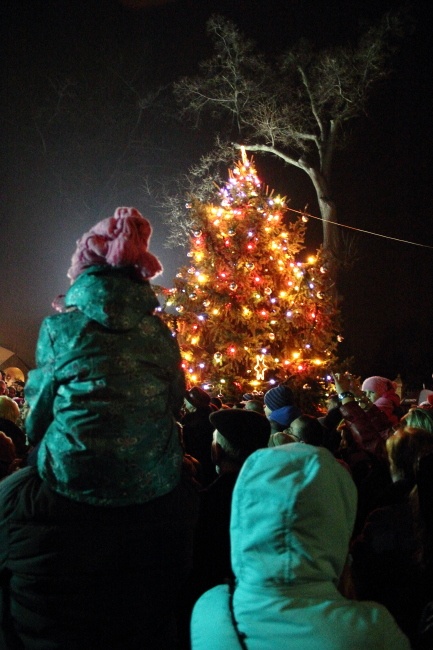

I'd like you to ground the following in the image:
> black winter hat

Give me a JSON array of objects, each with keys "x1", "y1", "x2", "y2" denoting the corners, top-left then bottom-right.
[
  {"x1": 185, "y1": 386, "x2": 212, "y2": 409},
  {"x1": 209, "y1": 408, "x2": 270, "y2": 454}
]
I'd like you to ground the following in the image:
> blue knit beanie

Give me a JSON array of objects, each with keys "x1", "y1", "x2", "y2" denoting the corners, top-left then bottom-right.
[{"x1": 264, "y1": 385, "x2": 294, "y2": 411}]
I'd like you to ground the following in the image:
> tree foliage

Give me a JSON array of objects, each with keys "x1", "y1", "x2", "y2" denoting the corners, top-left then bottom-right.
[{"x1": 156, "y1": 153, "x2": 340, "y2": 401}]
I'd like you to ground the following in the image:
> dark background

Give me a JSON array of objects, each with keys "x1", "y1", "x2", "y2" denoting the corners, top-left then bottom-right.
[{"x1": 1, "y1": 0, "x2": 432, "y2": 390}]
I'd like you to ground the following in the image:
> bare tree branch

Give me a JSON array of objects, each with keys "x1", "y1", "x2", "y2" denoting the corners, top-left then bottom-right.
[{"x1": 169, "y1": 7, "x2": 411, "y2": 262}]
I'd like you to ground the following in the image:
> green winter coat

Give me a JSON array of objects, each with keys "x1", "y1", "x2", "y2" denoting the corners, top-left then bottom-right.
[{"x1": 24, "y1": 265, "x2": 185, "y2": 506}]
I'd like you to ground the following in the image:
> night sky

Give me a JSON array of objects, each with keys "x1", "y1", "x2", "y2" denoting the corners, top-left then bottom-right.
[{"x1": 1, "y1": 0, "x2": 433, "y2": 390}]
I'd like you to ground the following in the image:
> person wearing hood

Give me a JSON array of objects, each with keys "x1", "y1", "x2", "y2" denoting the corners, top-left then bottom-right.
[
  {"x1": 263, "y1": 384, "x2": 301, "y2": 433},
  {"x1": 181, "y1": 386, "x2": 218, "y2": 487},
  {"x1": 191, "y1": 444, "x2": 410, "y2": 650},
  {"x1": 0, "y1": 207, "x2": 198, "y2": 648}
]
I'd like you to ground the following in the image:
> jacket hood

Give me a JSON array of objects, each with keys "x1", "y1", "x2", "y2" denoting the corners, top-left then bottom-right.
[
  {"x1": 64, "y1": 265, "x2": 160, "y2": 330},
  {"x1": 230, "y1": 444, "x2": 357, "y2": 592}
]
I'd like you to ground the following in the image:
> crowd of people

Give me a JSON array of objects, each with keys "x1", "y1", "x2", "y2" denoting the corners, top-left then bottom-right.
[{"x1": 1, "y1": 207, "x2": 433, "y2": 649}]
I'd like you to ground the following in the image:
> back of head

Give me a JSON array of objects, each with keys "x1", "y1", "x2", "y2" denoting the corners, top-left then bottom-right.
[
  {"x1": 319, "y1": 406, "x2": 344, "y2": 453},
  {"x1": 209, "y1": 408, "x2": 270, "y2": 463},
  {"x1": 290, "y1": 414, "x2": 324, "y2": 446},
  {"x1": 386, "y1": 426, "x2": 433, "y2": 484},
  {"x1": 67, "y1": 207, "x2": 163, "y2": 284},
  {"x1": 0, "y1": 396, "x2": 20, "y2": 423},
  {"x1": 264, "y1": 384, "x2": 294, "y2": 410},
  {"x1": 404, "y1": 408, "x2": 433, "y2": 435},
  {"x1": 243, "y1": 399, "x2": 264, "y2": 414},
  {"x1": 210, "y1": 396, "x2": 223, "y2": 410},
  {"x1": 230, "y1": 445, "x2": 357, "y2": 586}
]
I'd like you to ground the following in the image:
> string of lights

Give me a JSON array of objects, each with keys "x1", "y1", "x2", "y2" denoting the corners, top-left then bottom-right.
[{"x1": 287, "y1": 208, "x2": 433, "y2": 250}]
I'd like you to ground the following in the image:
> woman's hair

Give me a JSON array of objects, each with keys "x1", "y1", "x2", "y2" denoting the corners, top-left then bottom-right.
[
  {"x1": 386, "y1": 426, "x2": 433, "y2": 483},
  {"x1": 404, "y1": 408, "x2": 433, "y2": 435},
  {"x1": 0, "y1": 395, "x2": 20, "y2": 423}
]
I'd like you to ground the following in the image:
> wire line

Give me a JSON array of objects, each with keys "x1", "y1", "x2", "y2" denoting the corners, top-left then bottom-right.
[{"x1": 287, "y1": 208, "x2": 433, "y2": 250}]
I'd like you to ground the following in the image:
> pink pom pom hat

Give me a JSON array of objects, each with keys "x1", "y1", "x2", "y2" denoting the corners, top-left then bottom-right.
[{"x1": 67, "y1": 207, "x2": 163, "y2": 283}]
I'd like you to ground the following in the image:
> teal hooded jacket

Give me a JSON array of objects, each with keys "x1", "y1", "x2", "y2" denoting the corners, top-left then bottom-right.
[
  {"x1": 24, "y1": 265, "x2": 185, "y2": 506},
  {"x1": 191, "y1": 445, "x2": 410, "y2": 649}
]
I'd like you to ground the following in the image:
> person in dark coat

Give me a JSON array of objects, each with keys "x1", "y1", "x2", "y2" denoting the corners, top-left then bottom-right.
[
  {"x1": 191, "y1": 408, "x2": 271, "y2": 595},
  {"x1": 351, "y1": 426, "x2": 433, "y2": 645},
  {"x1": 0, "y1": 465, "x2": 198, "y2": 650},
  {"x1": 0, "y1": 207, "x2": 199, "y2": 649},
  {"x1": 181, "y1": 386, "x2": 217, "y2": 487},
  {"x1": 177, "y1": 408, "x2": 271, "y2": 650}
]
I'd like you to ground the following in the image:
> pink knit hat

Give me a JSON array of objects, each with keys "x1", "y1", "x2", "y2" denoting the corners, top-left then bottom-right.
[
  {"x1": 67, "y1": 207, "x2": 163, "y2": 283},
  {"x1": 361, "y1": 376, "x2": 394, "y2": 396}
]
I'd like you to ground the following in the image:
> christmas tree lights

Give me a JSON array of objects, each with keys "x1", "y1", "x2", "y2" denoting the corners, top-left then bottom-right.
[{"x1": 159, "y1": 150, "x2": 340, "y2": 399}]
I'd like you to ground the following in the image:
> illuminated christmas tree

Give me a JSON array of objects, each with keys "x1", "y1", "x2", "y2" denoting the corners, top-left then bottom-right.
[{"x1": 159, "y1": 150, "x2": 340, "y2": 399}]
